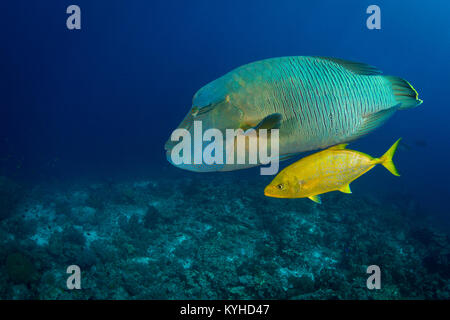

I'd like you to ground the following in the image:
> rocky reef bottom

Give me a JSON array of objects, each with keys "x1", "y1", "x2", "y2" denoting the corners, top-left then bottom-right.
[{"x1": 0, "y1": 174, "x2": 449, "y2": 299}]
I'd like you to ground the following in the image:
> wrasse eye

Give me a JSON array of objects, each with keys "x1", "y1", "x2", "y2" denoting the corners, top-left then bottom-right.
[
  {"x1": 191, "y1": 107, "x2": 199, "y2": 117},
  {"x1": 277, "y1": 184, "x2": 284, "y2": 190}
]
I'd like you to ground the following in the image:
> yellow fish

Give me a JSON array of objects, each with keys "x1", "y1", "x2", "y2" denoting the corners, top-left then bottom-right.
[{"x1": 264, "y1": 139, "x2": 401, "y2": 203}]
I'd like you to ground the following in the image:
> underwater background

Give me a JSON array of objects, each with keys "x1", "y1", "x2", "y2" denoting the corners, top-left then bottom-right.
[{"x1": 1, "y1": 0, "x2": 449, "y2": 299}]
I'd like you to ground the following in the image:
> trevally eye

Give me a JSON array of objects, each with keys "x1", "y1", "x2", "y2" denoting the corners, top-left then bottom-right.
[{"x1": 277, "y1": 184, "x2": 284, "y2": 190}]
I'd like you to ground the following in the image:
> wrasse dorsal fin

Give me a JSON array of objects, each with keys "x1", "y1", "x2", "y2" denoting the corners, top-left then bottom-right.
[
  {"x1": 328, "y1": 143, "x2": 348, "y2": 150},
  {"x1": 254, "y1": 113, "x2": 282, "y2": 130},
  {"x1": 315, "y1": 57, "x2": 382, "y2": 76},
  {"x1": 308, "y1": 195, "x2": 322, "y2": 204}
]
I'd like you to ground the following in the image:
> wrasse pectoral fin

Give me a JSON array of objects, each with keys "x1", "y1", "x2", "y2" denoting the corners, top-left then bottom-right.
[
  {"x1": 339, "y1": 184, "x2": 352, "y2": 194},
  {"x1": 254, "y1": 113, "x2": 282, "y2": 130},
  {"x1": 308, "y1": 195, "x2": 322, "y2": 204}
]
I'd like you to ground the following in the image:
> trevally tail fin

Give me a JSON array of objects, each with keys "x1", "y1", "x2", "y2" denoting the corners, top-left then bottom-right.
[
  {"x1": 377, "y1": 138, "x2": 401, "y2": 176},
  {"x1": 385, "y1": 76, "x2": 423, "y2": 110}
]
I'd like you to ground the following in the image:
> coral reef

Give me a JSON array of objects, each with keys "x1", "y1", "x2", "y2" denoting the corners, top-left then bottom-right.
[{"x1": 0, "y1": 175, "x2": 449, "y2": 299}]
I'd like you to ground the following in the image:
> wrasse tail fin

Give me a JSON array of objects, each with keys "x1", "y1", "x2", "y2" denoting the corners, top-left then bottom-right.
[
  {"x1": 385, "y1": 76, "x2": 423, "y2": 110},
  {"x1": 377, "y1": 138, "x2": 401, "y2": 176},
  {"x1": 308, "y1": 195, "x2": 322, "y2": 204}
]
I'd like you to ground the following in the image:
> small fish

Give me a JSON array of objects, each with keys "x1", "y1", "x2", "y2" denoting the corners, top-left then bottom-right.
[
  {"x1": 264, "y1": 139, "x2": 401, "y2": 203},
  {"x1": 414, "y1": 139, "x2": 427, "y2": 148},
  {"x1": 398, "y1": 140, "x2": 412, "y2": 152},
  {"x1": 398, "y1": 139, "x2": 428, "y2": 152}
]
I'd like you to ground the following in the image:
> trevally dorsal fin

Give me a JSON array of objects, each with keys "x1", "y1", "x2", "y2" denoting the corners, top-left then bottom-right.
[
  {"x1": 328, "y1": 143, "x2": 348, "y2": 150},
  {"x1": 278, "y1": 152, "x2": 300, "y2": 161},
  {"x1": 254, "y1": 113, "x2": 282, "y2": 130},
  {"x1": 315, "y1": 57, "x2": 382, "y2": 76}
]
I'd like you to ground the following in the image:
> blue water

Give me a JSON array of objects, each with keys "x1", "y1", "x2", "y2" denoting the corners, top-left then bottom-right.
[{"x1": 1, "y1": 1, "x2": 449, "y2": 299}]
